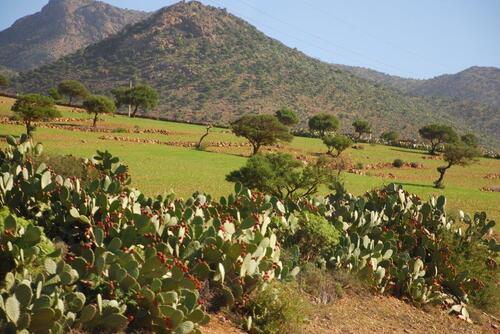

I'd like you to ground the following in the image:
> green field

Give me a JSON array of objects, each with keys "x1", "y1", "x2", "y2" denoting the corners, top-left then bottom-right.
[{"x1": 1, "y1": 96, "x2": 499, "y2": 222}]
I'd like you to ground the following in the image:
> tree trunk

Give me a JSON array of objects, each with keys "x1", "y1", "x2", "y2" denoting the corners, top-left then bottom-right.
[
  {"x1": 93, "y1": 113, "x2": 98, "y2": 127},
  {"x1": 252, "y1": 143, "x2": 260, "y2": 156},
  {"x1": 25, "y1": 120, "x2": 32, "y2": 137},
  {"x1": 434, "y1": 163, "x2": 451, "y2": 188},
  {"x1": 196, "y1": 125, "x2": 212, "y2": 149},
  {"x1": 430, "y1": 140, "x2": 440, "y2": 155},
  {"x1": 131, "y1": 105, "x2": 138, "y2": 118},
  {"x1": 69, "y1": 96, "x2": 73, "y2": 106}
]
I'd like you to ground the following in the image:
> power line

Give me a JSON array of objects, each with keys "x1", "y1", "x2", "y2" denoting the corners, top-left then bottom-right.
[
  {"x1": 220, "y1": 0, "x2": 413, "y2": 76},
  {"x1": 296, "y1": 0, "x2": 453, "y2": 73},
  {"x1": 205, "y1": 0, "x2": 396, "y2": 73}
]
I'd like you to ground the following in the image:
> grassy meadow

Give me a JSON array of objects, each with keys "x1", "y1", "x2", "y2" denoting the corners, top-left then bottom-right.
[{"x1": 0, "y1": 96, "x2": 498, "y2": 223}]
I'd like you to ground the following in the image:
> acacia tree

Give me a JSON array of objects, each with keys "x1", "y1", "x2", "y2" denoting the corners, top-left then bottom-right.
[
  {"x1": 322, "y1": 134, "x2": 352, "y2": 156},
  {"x1": 231, "y1": 114, "x2": 293, "y2": 155},
  {"x1": 419, "y1": 124, "x2": 458, "y2": 155},
  {"x1": 434, "y1": 142, "x2": 479, "y2": 188},
  {"x1": 112, "y1": 84, "x2": 159, "y2": 117},
  {"x1": 380, "y1": 131, "x2": 399, "y2": 145},
  {"x1": 275, "y1": 106, "x2": 299, "y2": 126},
  {"x1": 352, "y1": 119, "x2": 371, "y2": 141},
  {"x1": 83, "y1": 95, "x2": 116, "y2": 127},
  {"x1": 11, "y1": 94, "x2": 60, "y2": 136},
  {"x1": 308, "y1": 113, "x2": 339, "y2": 137},
  {"x1": 57, "y1": 80, "x2": 89, "y2": 105},
  {"x1": 226, "y1": 153, "x2": 337, "y2": 199},
  {"x1": 196, "y1": 124, "x2": 212, "y2": 150}
]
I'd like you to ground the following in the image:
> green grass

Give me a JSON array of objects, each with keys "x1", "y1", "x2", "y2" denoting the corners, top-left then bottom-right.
[{"x1": 1, "y1": 97, "x2": 499, "y2": 222}]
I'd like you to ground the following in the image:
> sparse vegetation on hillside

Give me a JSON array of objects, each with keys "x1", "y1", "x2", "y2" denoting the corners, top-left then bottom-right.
[{"x1": 0, "y1": 0, "x2": 150, "y2": 71}]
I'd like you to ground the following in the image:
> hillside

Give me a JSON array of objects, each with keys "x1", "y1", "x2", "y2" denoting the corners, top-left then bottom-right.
[
  {"x1": 0, "y1": 0, "x2": 149, "y2": 71},
  {"x1": 13, "y1": 1, "x2": 500, "y2": 148},
  {"x1": 339, "y1": 65, "x2": 500, "y2": 107},
  {"x1": 411, "y1": 66, "x2": 500, "y2": 107}
]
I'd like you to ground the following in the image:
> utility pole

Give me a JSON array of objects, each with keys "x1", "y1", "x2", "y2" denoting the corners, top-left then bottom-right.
[{"x1": 128, "y1": 80, "x2": 132, "y2": 117}]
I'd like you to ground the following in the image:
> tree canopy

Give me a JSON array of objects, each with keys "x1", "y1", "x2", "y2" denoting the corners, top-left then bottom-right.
[
  {"x1": 83, "y1": 95, "x2": 116, "y2": 127},
  {"x1": 380, "y1": 131, "x2": 399, "y2": 144},
  {"x1": 226, "y1": 153, "x2": 337, "y2": 199},
  {"x1": 352, "y1": 119, "x2": 371, "y2": 141},
  {"x1": 308, "y1": 113, "x2": 339, "y2": 137},
  {"x1": 47, "y1": 87, "x2": 63, "y2": 102},
  {"x1": 434, "y1": 142, "x2": 479, "y2": 188},
  {"x1": 231, "y1": 114, "x2": 293, "y2": 155},
  {"x1": 418, "y1": 124, "x2": 458, "y2": 155},
  {"x1": 11, "y1": 94, "x2": 60, "y2": 136},
  {"x1": 57, "y1": 80, "x2": 89, "y2": 105},
  {"x1": 461, "y1": 133, "x2": 478, "y2": 148},
  {"x1": 112, "y1": 84, "x2": 159, "y2": 117},
  {"x1": 322, "y1": 134, "x2": 353, "y2": 156},
  {"x1": 275, "y1": 106, "x2": 299, "y2": 126}
]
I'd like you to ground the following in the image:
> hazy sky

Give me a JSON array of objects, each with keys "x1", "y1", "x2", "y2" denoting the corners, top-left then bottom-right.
[{"x1": 1, "y1": 0, "x2": 499, "y2": 79}]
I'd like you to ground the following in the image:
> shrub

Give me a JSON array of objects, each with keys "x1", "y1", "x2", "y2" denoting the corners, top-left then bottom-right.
[
  {"x1": 243, "y1": 281, "x2": 311, "y2": 334},
  {"x1": 226, "y1": 153, "x2": 337, "y2": 199},
  {"x1": 297, "y1": 263, "x2": 344, "y2": 304},
  {"x1": 392, "y1": 159, "x2": 404, "y2": 168},
  {"x1": 291, "y1": 213, "x2": 340, "y2": 262},
  {"x1": 322, "y1": 134, "x2": 352, "y2": 156},
  {"x1": 34, "y1": 154, "x2": 98, "y2": 186},
  {"x1": 355, "y1": 162, "x2": 364, "y2": 169},
  {"x1": 112, "y1": 127, "x2": 128, "y2": 133}
]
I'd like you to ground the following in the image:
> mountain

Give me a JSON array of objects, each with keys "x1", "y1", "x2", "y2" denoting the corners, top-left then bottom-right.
[
  {"x1": 410, "y1": 66, "x2": 500, "y2": 107},
  {"x1": 0, "y1": 0, "x2": 150, "y2": 71},
  {"x1": 339, "y1": 65, "x2": 500, "y2": 108},
  {"x1": 13, "y1": 1, "x2": 500, "y2": 148}
]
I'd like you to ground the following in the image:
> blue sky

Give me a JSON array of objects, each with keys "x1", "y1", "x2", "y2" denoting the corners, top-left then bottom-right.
[{"x1": 1, "y1": 0, "x2": 499, "y2": 79}]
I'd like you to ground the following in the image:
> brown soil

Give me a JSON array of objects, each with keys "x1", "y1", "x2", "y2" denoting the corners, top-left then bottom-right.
[
  {"x1": 304, "y1": 292, "x2": 498, "y2": 334},
  {"x1": 202, "y1": 292, "x2": 500, "y2": 334},
  {"x1": 202, "y1": 314, "x2": 246, "y2": 334}
]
